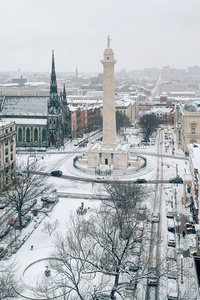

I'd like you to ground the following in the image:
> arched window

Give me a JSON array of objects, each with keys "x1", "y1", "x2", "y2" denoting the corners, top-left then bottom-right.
[
  {"x1": 26, "y1": 128, "x2": 30, "y2": 142},
  {"x1": 190, "y1": 140, "x2": 196, "y2": 144},
  {"x1": 18, "y1": 128, "x2": 22, "y2": 142},
  {"x1": 42, "y1": 129, "x2": 46, "y2": 142},
  {"x1": 191, "y1": 123, "x2": 196, "y2": 134},
  {"x1": 34, "y1": 128, "x2": 38, "y2": 142}
]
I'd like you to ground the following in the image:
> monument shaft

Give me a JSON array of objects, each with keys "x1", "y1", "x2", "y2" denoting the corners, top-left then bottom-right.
[{"x1": 101, "y1": 45, "x2": 117, "y2": 147}]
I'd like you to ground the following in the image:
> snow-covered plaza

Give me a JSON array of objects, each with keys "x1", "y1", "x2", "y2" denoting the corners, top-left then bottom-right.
[{"x1": 1, "y1": 126, "x2": 199, "y2": 299}]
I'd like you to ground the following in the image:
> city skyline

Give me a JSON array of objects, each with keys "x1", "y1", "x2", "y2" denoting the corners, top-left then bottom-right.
[{"x1": 0, "y1": 0, "x2": 200, "y2": 73}]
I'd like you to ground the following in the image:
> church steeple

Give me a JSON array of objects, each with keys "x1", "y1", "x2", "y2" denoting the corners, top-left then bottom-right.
[
  {"x1": 50, "y1": 50, "x2": 57, "y2": 94},
  {"x1": 63, "y1": 84, "x2": 66, "y2": 100}
]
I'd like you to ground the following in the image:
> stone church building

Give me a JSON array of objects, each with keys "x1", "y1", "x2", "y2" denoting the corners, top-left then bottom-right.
[{"x1": 0, "y1": 51, "x2": 66, "y2": 148}]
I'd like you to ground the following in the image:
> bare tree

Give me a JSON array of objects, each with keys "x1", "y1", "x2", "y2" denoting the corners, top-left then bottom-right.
[
  {"x1": 0, "y1": 263, "x2": 23, "y2": 299},
  {"x1": 42, "y1": 219, "x2": 60, "y2": 236},
  {"x1": 34, "y1": 183, "x2": 159, "y2": 299},
  {"x1": 3, "y1": 164, "x2": 49, "y2": 230},
  {"x1": 139, "y1": 114, "x2": 160, "y2": 142},
  {"x1": 116, "y1": 111, "x2": 131, "y2": 134}
]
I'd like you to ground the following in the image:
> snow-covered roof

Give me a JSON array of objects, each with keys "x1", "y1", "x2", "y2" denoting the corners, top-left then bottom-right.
[
  {"x1": 188, "y1": 144, "x2": 200, "y2": 170},
  {"x1": 169, "y1": 91, "x2": 196, "y2": 95},
  {"x1": 1, "y1": 118, "x2": 47, "y2": 125},
  {"x1": 68, "y1": 104, "x2": 101, "y2": 112},
  {"x1": 151, "y1": 107, "x2": 172, "y2": 113},
  {"x1": 67, "y1": 98, "x2": 103, "y2": 105},
  {"x1": 116, "y1": 98, "x2": 132, "y2": 107},
  {"x1": 1, "y1": 96, "x2": 48, "y2": 116},
  {"x1": 0, "y1": 120, "x2": 14, "y2": 127}
]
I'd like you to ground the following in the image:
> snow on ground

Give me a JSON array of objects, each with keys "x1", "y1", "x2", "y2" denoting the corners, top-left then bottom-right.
[
  {"x1": 2, "y1": 126, "x2": 198, "y2": 299},
  {"x1": 8, "y1": 197, "x2": 99, "y2": 298}
]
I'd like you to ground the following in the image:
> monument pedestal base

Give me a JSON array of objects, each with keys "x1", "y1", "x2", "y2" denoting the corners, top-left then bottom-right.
[{"x1": 87, "y1": 141, "x2": 130, "y2": 170}]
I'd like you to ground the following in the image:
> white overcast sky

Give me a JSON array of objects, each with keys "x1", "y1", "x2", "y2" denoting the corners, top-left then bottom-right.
[{"x1": 0, "y1": 0, "x2": 200, "y2": 73}]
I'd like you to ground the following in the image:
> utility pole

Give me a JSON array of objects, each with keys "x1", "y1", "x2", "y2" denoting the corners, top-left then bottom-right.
[
  {"x1": 180, "y1": 254, "x2": 184, "y2": 284},
  {"x1": 177, "y1": 213, "x2": 180, "y2": 248},
  {"x1": 175, "y1": 187, "x2": 177, "y2": 211}
]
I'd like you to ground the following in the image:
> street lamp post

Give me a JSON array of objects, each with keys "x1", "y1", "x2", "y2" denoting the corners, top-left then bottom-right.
[
  {"x1": 177, "y1": 214, "x2": 180, "y2": 248},
  {"x1": 174, "y1": 187, "x2": 177, "y2": 211},
  {"x1": 176, "y1": 164, "x2": 178, "y2": 177},
  {"x1": 180, "y1": 254, "x2": 184, "y2": 284}
]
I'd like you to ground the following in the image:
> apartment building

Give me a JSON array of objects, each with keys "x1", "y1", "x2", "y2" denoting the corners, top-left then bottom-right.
[
  {"x1": 175, "y1": 102, "x2": 200, "y2": 153},
  {"x1": 0, "y1": 121, "x2": 16, "y2": 192}
]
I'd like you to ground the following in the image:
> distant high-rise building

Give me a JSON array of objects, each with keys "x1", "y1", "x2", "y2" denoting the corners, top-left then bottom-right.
[{"x1": 75, "y1": 66, "x2": 78, "y2": 78}]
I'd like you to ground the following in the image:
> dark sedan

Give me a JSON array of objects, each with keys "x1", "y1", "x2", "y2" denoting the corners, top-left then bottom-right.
[
  {"x1": 50, "y1": 170, "x2": 63, "y2": 177},
  {"x1": 169, "y1": 177, "x2": 183, "y2": 184},
  {"x1": 135, "y1": 178, "x2": 147, "y2": 184}
]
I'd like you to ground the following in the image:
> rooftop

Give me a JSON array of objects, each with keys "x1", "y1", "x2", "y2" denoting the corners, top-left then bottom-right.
[{"x1": 1, "y1": 96, "x2": 48, "y2": 116}]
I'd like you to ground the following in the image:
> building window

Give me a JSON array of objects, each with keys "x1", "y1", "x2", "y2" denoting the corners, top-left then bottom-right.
[
  {"x1": 42, "y1": 129, "x2": 46, "y2": 142},
  {"x1": 5, "y1": 149, "x2": 8, "y2": 156},
  {"x1": 34, "y1": 128, "x2": 38, "y2": 142},
  {"x1": 5, "y1": 157, "x2": 8, "y2": 163},
  {"x1": 26, "y1": 128, "x2": 30, "y2": 142},
  {"x1": 10, "y1": 145, "x2": 13, "y2": 152},
  {"x1": 191, "y1": 123, "x2": 196, "y2": 134},
  {"x1": 18, "y1": 128, "x2": 22, "y2": 142},
  {"x1": 11, "y1": 154, "x2": 13, "y2": 161},
  {"x1": 99, "y1": 153, "x2": 102, "y2": 158},
  {"x1": 5, "y1": 139, "x2": 8, "y2": 146},
  {"x1": 111, "y1": 153, "x2": 114, "y2": 158}
]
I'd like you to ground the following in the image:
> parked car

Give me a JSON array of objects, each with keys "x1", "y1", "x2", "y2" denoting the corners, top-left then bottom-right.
[
  {"x1": 167, "y1": 260, "x2": 178, "y2": 280},
  {"x1": 147, "y1": 268, "x2": 159, "y2": 286},
  {"x1": 186, "y1": 224, "x2": 195, "y2": 234},
  {"x1": 94, "y1": 177, "x2": 105, "y2": 182},
  {"x1": 169, "y1": 177, "x2": 183, "y2": 184},
  {"x1": 22, "y1": 215, "x2": 32, "y2": 228},
  {"x1": 0, "y1": 201, "x2": 8, "y2": 209},
  {"x1": 128, "y1": 255, "x2": 139, "y2": 272},
  {"x1": 135, "y1": 178, "x2": 147, "y2": 184},
  {"x1": 50, "y1": 170, "x2": 63, "y2": 177},
  {"x1": 96, "y1": 294, "x2": 116, "y2": 300},
  {"x1": 166, "y1": 247, "x2": 177, "y2": 261},
  {"x1": 167, "y1": 219, "x2": 175, "y2": 233},
  {"x1": 41, "y1": 195, "x2": 58, "y2": 203},
  {"x1": 125, "y1": 279, "x2": 137, "y2": 292},
  {"x1": 167, "y1": 211, "x2": 174, "y2": 219},
  {"x1": 168, "y1": 233, "x2": 176, "y2": 247},
  {"x1": 167, "y1": 278, "x2": 178, "y2": 300},
  {"x1": 0, "y1": 247, "x2": 8, "y2": 259},
  {"x1": 152, "y1": 212, "x2": 160, "y2": 222}
]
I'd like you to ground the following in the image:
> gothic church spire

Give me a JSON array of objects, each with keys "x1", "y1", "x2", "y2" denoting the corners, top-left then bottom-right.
[
  {"x1": 63, "y1": 84, "x2": 66, "y2": 100},
  {"x1": 50, "y1": 50, "x2": 57, "y2": 94}
]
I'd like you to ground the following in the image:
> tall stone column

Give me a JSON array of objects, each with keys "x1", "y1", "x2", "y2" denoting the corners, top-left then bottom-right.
[{"x1": 101, "y1": 36, "x2": 117, "y2": 147}]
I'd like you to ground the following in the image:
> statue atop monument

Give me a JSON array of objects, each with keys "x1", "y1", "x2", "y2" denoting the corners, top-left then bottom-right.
[{"x1": 107, "y1": 35, "x2": 111, "y2": 48}]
